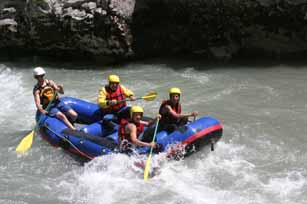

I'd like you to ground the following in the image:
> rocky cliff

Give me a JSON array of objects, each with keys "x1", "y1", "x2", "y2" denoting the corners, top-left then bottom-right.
[{"x1": 1, "y1": 0, "x2": 307, "y2": 63}]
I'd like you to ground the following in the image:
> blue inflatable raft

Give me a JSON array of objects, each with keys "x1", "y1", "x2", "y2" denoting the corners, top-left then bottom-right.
[{"x1": 37, "y1": 97, "x2": 223, "y2": 159}]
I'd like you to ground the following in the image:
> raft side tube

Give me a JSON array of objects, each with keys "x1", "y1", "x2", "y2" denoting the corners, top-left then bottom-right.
[
  {"x1": 62, "y1": 128, "x2": 117, "y2": 150},
  {"x1": 61, "y1": 97, "x2": 103, "y2": 124}
]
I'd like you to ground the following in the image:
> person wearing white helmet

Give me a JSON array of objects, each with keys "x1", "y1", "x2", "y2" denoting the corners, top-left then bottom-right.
[
  {"x1": 158, "y1": 87, "x2": 198, "y2": 133},
  {"x1": 33, "y1": 67, "x2": 78, "y2": 130},
  {"x1": 98, "y1": 74, "x2": 136, "y2": 121}
]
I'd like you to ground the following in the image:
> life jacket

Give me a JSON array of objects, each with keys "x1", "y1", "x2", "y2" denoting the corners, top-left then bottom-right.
[
  {"x1": 105, "y1": 85, "x2": 126, "y2": 112},
  {"x1": 159, "y1": 100, "x2": 181, "y2": 125},
  {"x1": 118, "y1": 119, "x2": 144, "y2": 143},
  {"x1": 34, "y1": 79, "x2": 58, "y2": 108}
]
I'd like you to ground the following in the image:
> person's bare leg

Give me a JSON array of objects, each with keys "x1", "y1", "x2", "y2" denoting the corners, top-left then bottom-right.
[
  {"x1": 56, "y1": 112, "x2": 76, "y2": 130},
  {"x1": 67, "y1": 109, "x2": 78, "y2": 122}
]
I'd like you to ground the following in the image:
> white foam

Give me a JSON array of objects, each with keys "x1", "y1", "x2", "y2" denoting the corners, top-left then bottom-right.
[
  {"x1": 179, "y1": 67, "x2": 210, "y2": 84},
  {"x1": 57, "y1": 154, "x2": 152, "y2": 204},
  {"x1": 44, "y1": 117, "x2": 304, "y2": 204},
  {"x1": 263, "y1": 170, "x2": 305, "y2": 201},
  {"x1": 0, "y1": 65, "x2": 34, "y2": 129},
  {"x1": 54, "y1": 142, "x2": 255, "y2": 204}
]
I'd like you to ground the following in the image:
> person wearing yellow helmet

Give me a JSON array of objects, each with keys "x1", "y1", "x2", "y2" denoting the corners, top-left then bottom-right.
[
  {"x1": 158, "y1": 87, "x2": 198, "y2": 133},
  {"x1": 98, "y1": 74, "x2": 136, "y2": 120},
  {"x1": 118, "y1": 105, "x2": 161, "y2": 153},
  {"x1": 33, "y1": 67, "x2": 78, "y2": 130}
]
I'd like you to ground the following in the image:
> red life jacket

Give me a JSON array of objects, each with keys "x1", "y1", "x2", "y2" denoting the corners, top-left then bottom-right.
[
  {"x1": 118, "y1": 119, "x2": 144, "y2": 143},
  {"x1": 105, "y1": 85, "x2": 126, "y2": 112},
  {"x1": 159, "y1": 100, "x2": 181, "y2": 125},
  {"x1": 33, "y1": 79, "x2": 59, "y2": 108}
]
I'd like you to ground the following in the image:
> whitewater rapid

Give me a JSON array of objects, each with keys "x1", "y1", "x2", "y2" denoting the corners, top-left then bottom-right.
[{"x1": 0, "y1": 61, "x2": 306, "y2": 204}]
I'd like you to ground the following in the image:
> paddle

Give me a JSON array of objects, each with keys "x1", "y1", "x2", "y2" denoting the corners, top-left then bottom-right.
[
  {"x1": 16, "y1": 95, "x2": 56, "y2": 153},
  {"x1": 118, "y1": 91, "x2": 157, "y2": 103},
  {"x1": 144, "y1": 118, "x2": 160, "y2": 181}
]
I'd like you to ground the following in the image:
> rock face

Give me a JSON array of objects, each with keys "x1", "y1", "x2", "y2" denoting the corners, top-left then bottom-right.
[
  {"x1": 132, "y1": 0, "x2": 307, "y2": 60},
  {"x1": 1, "y1": 0, "x2": 307, "y2": 62},
  {"x1": 0, "y1": 0, "x2": 135, "y2": 62}
]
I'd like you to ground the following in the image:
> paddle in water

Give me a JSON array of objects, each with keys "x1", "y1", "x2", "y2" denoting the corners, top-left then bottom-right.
[
  {"x1": 144, "y1": 118, "x2": 160, "y2": 181},
  {"x1": 16, "y1": 95, "x2": 56, "y2": 153}
]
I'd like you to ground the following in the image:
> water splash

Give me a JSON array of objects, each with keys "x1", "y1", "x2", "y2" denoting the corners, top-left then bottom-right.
[
  {"x1": 0, "y1": 65, "x2": 33, "y2": 129},
  {"x1": 57, "y1": 154, "x2": 168, "y2": 204},
  {"x1": 2, "y1": 62, "x2": 307, "y2": 204}
]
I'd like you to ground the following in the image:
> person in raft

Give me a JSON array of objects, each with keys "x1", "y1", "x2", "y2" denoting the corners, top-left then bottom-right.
[
  {"x1": 118, "y1": 105, "x2": 161, "y2": 153},
  {"x1": 33, "y1": 67, "x2": 78, "y2": 130},
  {"x1": 158, "y1": 87, "x2": 198, "y2": 133},
  {"x1": 98, "y1": 74, "x2": 136, "y2": 121}
]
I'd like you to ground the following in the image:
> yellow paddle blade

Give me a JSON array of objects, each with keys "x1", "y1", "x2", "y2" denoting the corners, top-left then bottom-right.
[
  {"x1": 141, "y1": 91, "x2": 157, "y2": 101},
  {"x1": 16, "y1": 130, "x2": 35, "y2": 153},
  {"x1": 144, "y1": 154, "x2": 152, "y2": 181}
]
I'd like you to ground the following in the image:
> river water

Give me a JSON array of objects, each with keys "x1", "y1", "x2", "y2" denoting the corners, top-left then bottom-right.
[{"x1": 0, "y1": 59, "x2": 306, "y2": 204}]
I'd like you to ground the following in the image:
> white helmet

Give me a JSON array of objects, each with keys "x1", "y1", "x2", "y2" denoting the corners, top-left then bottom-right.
[{"x1": 33, "y1": 67, "x2": 46, "y2": 76}]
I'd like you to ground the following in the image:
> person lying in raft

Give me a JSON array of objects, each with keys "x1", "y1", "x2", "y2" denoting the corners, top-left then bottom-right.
[
  {"x1": 33, "y1": 67, "x2": 78, "y2": 130},
  {"x1": 98, "y1": 74, "x2": 136, "y2": 121},
  {"x1": 118, "y1": 105, "x2": 161, "y2": 153},
  {"x1": 159, "y1": 87, "x2": 198, "y2": 133}
]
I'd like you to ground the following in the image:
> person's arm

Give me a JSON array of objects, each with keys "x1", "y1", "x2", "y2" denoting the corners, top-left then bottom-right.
[
  {"x1": 142, "y1": 114, "x2": 161, "y2": 127},
  {"x1": 165, "y1": 105, "x2": 198, "y2": 119},
  {"x1": 97, "y1": 87, "x2": 109, "y2": 108},
  {"x1": 33, "y1": 90, "x2": 48, "y2": 114},
  {"x1": 128, "y1": 124, "x2": 155, "y2": 147},
  {"x1": 121, "y1": 85, "x2": 136, "y2": 101},
  {"x1": 49, "y1": 80, "x2": 64, "y2": 94}
]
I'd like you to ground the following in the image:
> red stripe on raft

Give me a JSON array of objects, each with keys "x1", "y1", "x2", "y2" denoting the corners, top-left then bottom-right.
[{"x1": 182, "y1": 123, "x2": 223, "y2": 145}]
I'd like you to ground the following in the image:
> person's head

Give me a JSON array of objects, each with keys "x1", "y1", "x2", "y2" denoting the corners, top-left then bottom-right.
[
  {"x1": 33, "y1": 67, "x2": 46, "y2": 82},
  {"x1": 169, "y1": 87, "x2": 181, "y2": 104},
  {"x1": 108, "y1": 74, "x2": 120, "y2": 91},
  {"x1": 130, "y1": 105, "x2": 144, "y2": 123}
]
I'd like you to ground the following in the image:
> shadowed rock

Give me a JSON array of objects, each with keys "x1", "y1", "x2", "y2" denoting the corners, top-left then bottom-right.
[
  {"x1": 1, "y1": 0, "x2": 307, "y2": 63},
  {"x1": 0, "y1": 0, "x2": 134, "y2": 63}
]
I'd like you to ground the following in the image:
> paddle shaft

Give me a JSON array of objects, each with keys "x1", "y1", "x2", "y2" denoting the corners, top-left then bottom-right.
[
  {"x1": 144, "y1": 118, "x2": 160, "y2": 181},
  {"x1": 34, "y1": 94, "x2": 57, "y2": 130},
  {"x1": 116, "y1": 91, "x2": 157, "y2": 104},
  {"x1": 149, "y1": 118, "x2": 160, "y2": 154},
  {"x1": 118, "y1": 97, "x2": 143, "y2": 103},
  {"x1": 15, "y1": 92, "x2": 58, "y2": 153}
]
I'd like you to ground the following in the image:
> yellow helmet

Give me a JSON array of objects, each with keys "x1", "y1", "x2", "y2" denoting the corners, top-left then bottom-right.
[
  {"x1": 108, "y1": 74, "x2": 120, "y2": 83},
  {"x1": 169, "y1": 87, "x2": 181, "y2": 95},
  {"x1": 130, "y1": 105, "x2": 144, "y2": 118}
]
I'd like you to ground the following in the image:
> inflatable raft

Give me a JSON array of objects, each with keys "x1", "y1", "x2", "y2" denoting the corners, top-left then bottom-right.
[{"x1": 37, "y1": 97, "x2": 223, "y2": 159}]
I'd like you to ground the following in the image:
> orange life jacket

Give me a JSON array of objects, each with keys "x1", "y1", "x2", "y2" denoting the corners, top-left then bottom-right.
[
  {"x1": 34, "y1": 79, "x2": 58, "y2": 108},
  {"x1": 118, "y1": 119, "x2": 144, "y2": 143},
  {"x1": 105, "y1": 85, "x2": 126, "y2": 112},
  {"x1": 159, "y1": 100, "x2": 181, "y2": 125}
]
